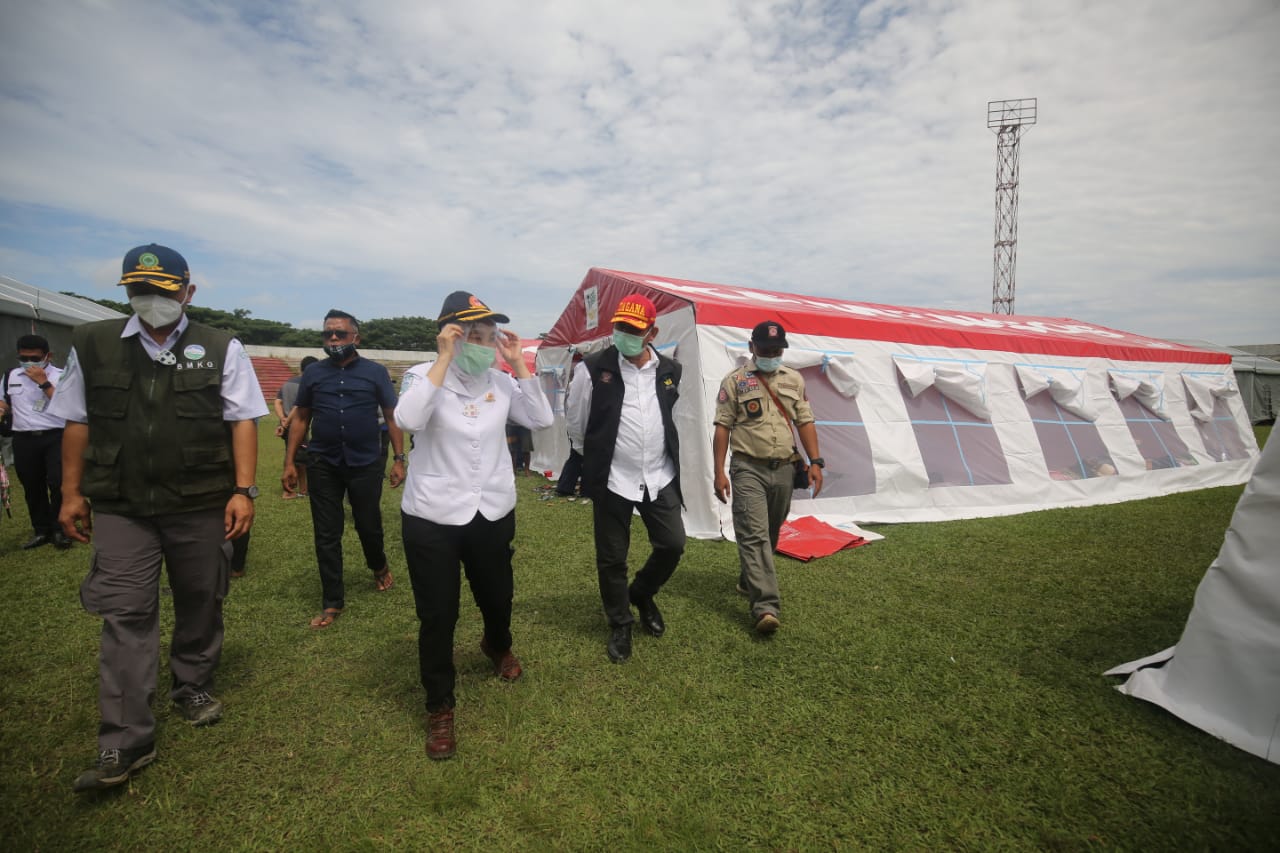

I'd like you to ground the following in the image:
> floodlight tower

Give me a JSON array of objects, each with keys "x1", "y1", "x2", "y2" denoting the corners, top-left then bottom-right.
[{"x1": 988, "y1": 98, "x2": 1036, "y2": 314}]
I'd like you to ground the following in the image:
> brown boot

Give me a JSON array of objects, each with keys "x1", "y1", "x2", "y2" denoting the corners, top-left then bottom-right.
[
  {"x1": 479, "y1": 636, "x2": 523, "y2": 682},
  {"x1": 427, "y1": 709, "x2": 456, "y2": 761}
]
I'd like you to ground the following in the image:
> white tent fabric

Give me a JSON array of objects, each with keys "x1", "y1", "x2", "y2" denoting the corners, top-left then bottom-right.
[
  {"x1": 1182, "y1": 373, "x2": 1238, "y2": 424},
  {"x1": 1109, "y1": 370, "x2": 1170, "y2": 420},
  {"x1": 1105, "y1": 435, "x2": 1280, "y2": 764},
  {"x1": 1016, "y1": 364, "x2": 1098, "y2": 421},
  {"x1": 535, "y1": 269, "x2": 1261, "y2": 537}
]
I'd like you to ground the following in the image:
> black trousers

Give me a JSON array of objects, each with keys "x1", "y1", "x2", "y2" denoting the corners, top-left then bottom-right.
[
  {"x1": 12, "y1": 429, "x2": 62, "y2": 535},
  {"x1": 307, "y1": 459, "x2": 387, "y2": 610},
  {"x1": 555, "y1": 448, "x2": 584, "y2": 496},
  {"x1": 591, "y1": 482, "x2": 685, "y2": 627},
  {"x1": 403, "y1": 510, "x2": 516, "y2": 712}
]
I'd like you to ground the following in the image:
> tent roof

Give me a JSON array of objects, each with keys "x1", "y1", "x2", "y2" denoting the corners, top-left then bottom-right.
[
  {"x1": 0, "y1": 275, "x2": 124, "y2": 326},
  {"x1": 1171, "y1": 339, "x2": 1280, "y2": 376},
  {"x1": 546, "y1": 268, "x2": 1229, "y2": 365}
]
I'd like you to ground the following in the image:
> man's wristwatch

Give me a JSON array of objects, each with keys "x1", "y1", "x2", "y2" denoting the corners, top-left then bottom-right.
[
  {"x1": 393, "y1": 453, "x2": 407, "y2": 463},
  {"x1": 39, "y1": 381, "x2": 53, "y2": 390},
  {"x1": 233, "y1": 485, "x2": 260, "y2": 499},
  {"x1": 809, "y1": 457, "x2": 825, "y2": 468}
]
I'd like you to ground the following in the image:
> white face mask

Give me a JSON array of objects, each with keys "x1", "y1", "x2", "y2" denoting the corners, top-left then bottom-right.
[{"x1": 130, "y1": 293, "x2": 185, "y2": 328}]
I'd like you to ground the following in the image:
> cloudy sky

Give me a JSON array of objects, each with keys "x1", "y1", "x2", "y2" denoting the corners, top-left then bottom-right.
[{"x1": 1, "y1": 0, "x2": 1277, "y2": 345}]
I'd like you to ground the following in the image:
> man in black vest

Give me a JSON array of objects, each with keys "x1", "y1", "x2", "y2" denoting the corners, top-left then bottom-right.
[
  {"x1": 566, "y1": 294, "x2": 685, "y2": 663},
  {"x1": 51, "y1": 244, "x2": 267, "y2": 793}
]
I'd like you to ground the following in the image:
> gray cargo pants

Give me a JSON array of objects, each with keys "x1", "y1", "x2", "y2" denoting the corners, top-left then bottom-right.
[{"x1": 80, "y1": 509, "x2": 231, "y2": 750}]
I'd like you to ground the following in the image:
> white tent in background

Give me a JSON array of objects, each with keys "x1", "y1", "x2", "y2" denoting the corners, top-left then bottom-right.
[
  {"x1": 1106, "y1": 435, "x2": 1280, "y2": 764},
  {"x1": 533, "y1": 269, "x2": 1260, "y2": 540}
]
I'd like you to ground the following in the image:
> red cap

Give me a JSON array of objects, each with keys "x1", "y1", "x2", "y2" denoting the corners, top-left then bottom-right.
[{"x1": 610, "y1": 294, "x2": 657, "y2": 331}]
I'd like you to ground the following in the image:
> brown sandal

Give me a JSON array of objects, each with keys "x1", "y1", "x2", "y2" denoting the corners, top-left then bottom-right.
[
  {"x1": 374, "y1": 567, "x2": 394, "y2": 592},
  {"x1": 309, "y1": 608, "x2": 343, "y2": 629}
]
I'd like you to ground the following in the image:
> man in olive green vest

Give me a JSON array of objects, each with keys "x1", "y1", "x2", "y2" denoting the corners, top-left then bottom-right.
[{"x1": 50, "y1": 244, "x2": 268, "y2": 793}]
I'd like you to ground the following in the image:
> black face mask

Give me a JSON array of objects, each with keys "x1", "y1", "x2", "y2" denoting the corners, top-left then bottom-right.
[{"x1": 324, "y1": 342, "x2": 356, "y2": 360}]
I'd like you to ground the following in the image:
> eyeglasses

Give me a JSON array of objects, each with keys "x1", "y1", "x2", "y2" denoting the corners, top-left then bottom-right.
[{"x1": 321, "y1": 329, "x2": 352, "y2": 340}]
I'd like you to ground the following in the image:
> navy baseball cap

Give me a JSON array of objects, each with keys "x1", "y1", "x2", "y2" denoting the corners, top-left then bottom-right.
[
  {"x1": 751, "y1": 320, "x2": 789, "y2": 349},
  {"x1": 117, "y1": 244, "x2": 190, "y2": 291},
  {"x1": 437, "y1": 291, "x2": 510, "y2": 327}
]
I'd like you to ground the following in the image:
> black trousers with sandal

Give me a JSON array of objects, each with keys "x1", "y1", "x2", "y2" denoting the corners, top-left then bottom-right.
[{"x1": 402, "y1": 509, "x2": 516, "y2": 712}]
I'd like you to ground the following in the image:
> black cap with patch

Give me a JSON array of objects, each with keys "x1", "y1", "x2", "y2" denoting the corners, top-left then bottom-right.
[
  {"x1": 437, "y1": 291, "x2": 510, "y2": 327},
  {"x1": 751, "y1": 320, "x2": 788, "y2": 349}
]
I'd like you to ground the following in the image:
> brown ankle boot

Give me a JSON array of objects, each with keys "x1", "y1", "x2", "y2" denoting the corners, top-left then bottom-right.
[{"x1": 426, "y1": 709, "x2": 456, "y2": 760}]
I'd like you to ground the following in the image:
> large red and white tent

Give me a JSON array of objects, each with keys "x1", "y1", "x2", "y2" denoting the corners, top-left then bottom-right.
[{"x1": 534, "y1": 268, "x2": 1260, "y2": 539}]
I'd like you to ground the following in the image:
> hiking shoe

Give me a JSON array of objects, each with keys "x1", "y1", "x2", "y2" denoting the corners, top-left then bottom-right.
[
  {"x1": 427, "y1": 709, "x2": 456, "y2": 760},
  {"x1": 174, "y1": 691, "x2": 223, "y2": 726},
  {"x1": 755, "y1": 613, "x2": 780, "y2": 635},
  {"x1": 479, "y1": 636, "x2": 524, "y2": 682},
  {"x1": 73, "y1": 743, "x2": 156, "y2": 793}
]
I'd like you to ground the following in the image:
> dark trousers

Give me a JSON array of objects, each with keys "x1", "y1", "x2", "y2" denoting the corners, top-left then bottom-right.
[
  {"x1": 12, "y1": 429, "x2": 62, "y2": 535},
  {"x1": 402, "y1": 510, "x2": 516, "y2": 712},
  {"x1": 591, "y1": 481, "x2": 685, "y2": 627},
  {"x1": 555, "y1": 448, "x2": 584, "y2": 496},
  {"x1": 307, "y1": 459, "x2": 387, "y2": 610},
  {"x1": 81, "y1": 509, "x2": 229, "y2": 750}
]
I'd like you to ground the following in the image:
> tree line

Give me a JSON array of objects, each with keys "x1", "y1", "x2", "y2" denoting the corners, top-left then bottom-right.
[{"x1": 71, "y1": 295, "x2": 440, "y2": 351}]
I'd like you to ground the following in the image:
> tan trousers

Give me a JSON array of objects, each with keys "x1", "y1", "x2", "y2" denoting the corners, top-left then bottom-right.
[{"x1": 730, "y1": 455, "x2": 795, "y2": 619}]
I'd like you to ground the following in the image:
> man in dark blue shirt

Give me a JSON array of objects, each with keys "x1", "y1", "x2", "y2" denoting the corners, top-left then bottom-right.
[{"x1": 284, "y1": 309, "x2": 406, "y2": 628}]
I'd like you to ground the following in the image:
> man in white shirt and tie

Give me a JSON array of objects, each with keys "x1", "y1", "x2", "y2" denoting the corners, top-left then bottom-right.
[{"x1": 566, "y1": 294, "x2": 685, "y2": 663}]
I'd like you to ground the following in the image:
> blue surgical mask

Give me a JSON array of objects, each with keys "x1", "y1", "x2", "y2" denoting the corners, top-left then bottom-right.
[
  {"x1": 455, "y1": 341, "x2": 496, "y2": 376},
  {"x1": 755, "y1": 355, "x2": 783, "y2": 373},
  {"x1": 613, "y1": 330, "x2": 646, "y2": 358}
]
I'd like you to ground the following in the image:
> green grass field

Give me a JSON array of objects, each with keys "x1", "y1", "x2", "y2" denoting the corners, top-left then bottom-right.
[{"x1": 1, "y1": 425, "x2": 1276, "y2": 850}]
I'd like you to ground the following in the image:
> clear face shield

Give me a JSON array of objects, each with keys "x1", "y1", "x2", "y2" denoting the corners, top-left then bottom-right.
[{"x1": 453, "y1": 321, "x2": 499, "y2": 375}]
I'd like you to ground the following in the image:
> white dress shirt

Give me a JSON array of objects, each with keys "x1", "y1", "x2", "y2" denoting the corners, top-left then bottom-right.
[
  {"x1": 47, "y1": 314, "x2": 267, "y2": 423},
  {"x1": 565, "y1": 348, "x2": 675, "y2": 502},
  {"x1": 395, "y1": 361, "x2": 554, "y2": 525},
  {"x1": 4, "y1": 364, "x2": 66, "y2": 431}
]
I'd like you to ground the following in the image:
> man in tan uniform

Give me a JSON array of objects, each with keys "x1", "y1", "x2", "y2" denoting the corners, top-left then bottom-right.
[{"x1": 712, "y1": 320, "x2": 824, "y2": 634}]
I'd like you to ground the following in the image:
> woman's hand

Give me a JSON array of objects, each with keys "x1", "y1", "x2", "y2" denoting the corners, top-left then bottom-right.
[{"x1": 497, "y1": 329, "x2": 530, "y2": 378}]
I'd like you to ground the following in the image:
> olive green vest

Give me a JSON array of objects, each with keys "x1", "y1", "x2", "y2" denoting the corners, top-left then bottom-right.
[{"x1": 73, "y1": 318, "x2": 236, "y2": 516}]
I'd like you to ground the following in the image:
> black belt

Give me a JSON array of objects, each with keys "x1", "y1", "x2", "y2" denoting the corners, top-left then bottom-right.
[
  {"x1": 15, "y1": 428, "x2": 63, "y2": 437},
  {"x1": 735, "y1": 452, "x2": 795, "y2": 469}
]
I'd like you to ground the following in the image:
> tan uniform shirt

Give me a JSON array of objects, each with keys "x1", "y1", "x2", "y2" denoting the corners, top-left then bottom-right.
[{"x1": 713, "y1": 360, "x2": 813, "y2": 460}]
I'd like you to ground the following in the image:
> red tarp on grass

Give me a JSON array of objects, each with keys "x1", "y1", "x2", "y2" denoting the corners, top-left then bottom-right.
[{"x1": 776, "y1": 516, "x2": 871, "y2": 562}]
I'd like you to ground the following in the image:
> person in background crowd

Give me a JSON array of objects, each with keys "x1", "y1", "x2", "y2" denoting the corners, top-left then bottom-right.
[
  {"x1": 274, "y1": 355, "x2": 318, "y2": 499},
  {"x1": 506, "y1": 422, "x2": 533, "y2": 475},
  {"x1": 51, "y1": 243, "x2": 265, "y2": 792},
  {"x1": 553, "y1": 353, "x2": 585, "y2": 499},
  {"x1": 284, "y1": 310, "x2": 405, "y2": 629},
  {"x1": 395, "y1": 291, "x2": 553, "y2": 760},
  {"x1": 2, "y1": 334, "x2": 70, "y2": 549},
  {"x1": 712, "y1": 320, "x2": 824, "y2": 635},
  {"x1": 566, "y1": 294, "x2": 685, "y2": 663}
]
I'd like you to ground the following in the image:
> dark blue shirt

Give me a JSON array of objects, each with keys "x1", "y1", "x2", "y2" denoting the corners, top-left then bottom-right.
[{"x1": 296, "y1": 355, "x2": 397, "y2": 467}]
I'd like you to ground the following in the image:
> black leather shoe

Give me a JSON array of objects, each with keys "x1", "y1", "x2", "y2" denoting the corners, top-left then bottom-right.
[
  {"x1": 52, "y1": 530, "x2": 72, "y2": 550},
  {"x1": 607, "y1": 624, "x2": 632, "y2": 663},
  {"x1": 21, "y1": 533, "x2": 50, "y2": 550},
  {"x1": 629, "y1": 588, "x2": 665, "y2": 638}
]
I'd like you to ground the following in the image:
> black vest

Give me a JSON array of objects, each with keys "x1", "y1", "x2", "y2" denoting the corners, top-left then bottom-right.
[
  {"x1": 74, "y1": 318, "x2": 236, "y2": 516},
  {"x1": 581, "y1": 346, "x2": 682, "y2": 503}
]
